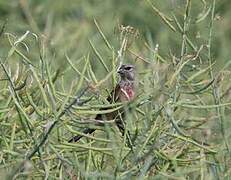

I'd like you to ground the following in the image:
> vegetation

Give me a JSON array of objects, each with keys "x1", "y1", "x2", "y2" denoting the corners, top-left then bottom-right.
[{"x1": 0, "y1": 0, "x2": 231, "y2": 179}]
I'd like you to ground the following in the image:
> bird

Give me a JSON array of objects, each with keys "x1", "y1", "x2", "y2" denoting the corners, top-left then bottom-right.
[{"x1": 68, "y1": 64, "x2": 136, "y2": 143}]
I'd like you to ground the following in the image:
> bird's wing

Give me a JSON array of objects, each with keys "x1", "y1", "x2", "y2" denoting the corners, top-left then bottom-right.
[{"x1": 107, "y1": 84, "x2": 121, "y2": 103}]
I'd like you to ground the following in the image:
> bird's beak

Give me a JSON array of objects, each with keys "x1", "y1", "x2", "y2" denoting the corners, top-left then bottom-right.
[{"x1": 117, "y1": 69, "x2": 123, "y2": 74}]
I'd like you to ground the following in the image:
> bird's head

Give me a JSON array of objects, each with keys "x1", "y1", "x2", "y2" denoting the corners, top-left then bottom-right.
[{"x1": 117, "y1": 64, "x2": 135, "y2": 81}]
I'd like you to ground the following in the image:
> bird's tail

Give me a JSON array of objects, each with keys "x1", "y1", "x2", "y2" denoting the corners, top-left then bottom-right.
[{"x1": 68, "y1": 128, "x2": 95, "y2": 142}]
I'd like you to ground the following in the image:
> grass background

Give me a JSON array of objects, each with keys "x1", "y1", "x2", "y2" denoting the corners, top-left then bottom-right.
[{"x1": 0, "y1": 0, "x2": 231, "y2": 179}]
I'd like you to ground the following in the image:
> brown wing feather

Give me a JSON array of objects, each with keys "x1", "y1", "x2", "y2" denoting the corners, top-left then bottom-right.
[
  {"x1": 68, "y1": 84, "x2": 124, "y2": 142},
  {"x1": 107, "y1": 84, "x2": 121, "y2": 103}
]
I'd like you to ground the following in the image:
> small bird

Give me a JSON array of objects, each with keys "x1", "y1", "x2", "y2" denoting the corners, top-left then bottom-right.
[{"x1": 68, "y1": 64, "x2": 136, "y2": 143}]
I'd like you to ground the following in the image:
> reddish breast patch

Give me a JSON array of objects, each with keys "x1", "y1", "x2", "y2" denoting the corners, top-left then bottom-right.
[
  {"x1": 126, "y1": 88, "x2": 134, "y2": 99},
  {"x1": 121, "y1": 87, "x2": 134, "y2": 100}
]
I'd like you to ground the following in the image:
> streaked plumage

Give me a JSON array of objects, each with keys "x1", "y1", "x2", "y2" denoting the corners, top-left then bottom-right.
[{"x1": 68, "y1": 64, "x2": 135, "y2": 142}]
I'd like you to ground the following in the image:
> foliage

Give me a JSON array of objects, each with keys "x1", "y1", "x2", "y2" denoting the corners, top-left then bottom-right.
[{"x1": 0, "y1": 0, "x2": 231, "y2": 179}]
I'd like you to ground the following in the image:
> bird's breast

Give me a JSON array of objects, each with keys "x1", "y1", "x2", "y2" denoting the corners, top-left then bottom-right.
[{"x1": 120, "y1": 87, "x2": 135, "y2": 101}]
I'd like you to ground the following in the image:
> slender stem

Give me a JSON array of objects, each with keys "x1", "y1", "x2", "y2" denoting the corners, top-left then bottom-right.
[{"x1": 208, "y1": 0, "x2": 230, "y2": 155}]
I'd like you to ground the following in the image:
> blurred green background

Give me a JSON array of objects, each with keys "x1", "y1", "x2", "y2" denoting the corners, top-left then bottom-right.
[{"x1": 1, "y1": 0, "x2": 231, "y2": 68}]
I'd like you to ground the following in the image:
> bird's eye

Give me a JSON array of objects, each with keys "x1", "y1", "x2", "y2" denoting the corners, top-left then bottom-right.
[{"x1": 124, "y1": 66, "x2": 132, "y2": 70}]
